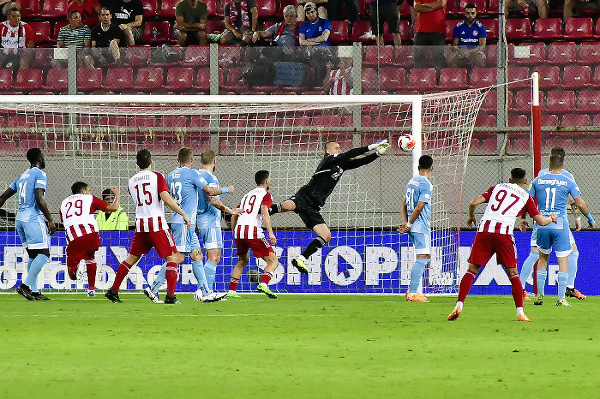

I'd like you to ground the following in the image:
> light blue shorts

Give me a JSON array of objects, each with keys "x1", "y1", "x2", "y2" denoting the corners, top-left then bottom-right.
[
  {"x1": 531, "y1": 222, "x2": 575, "y2": 247},
  {"x1": 408, "y1": 231, "x2": 431, "y2": 255},
  {"x1": 171, "y1": 223, "x2": 200, "y2": 253},
  {"x1": 536, "y1": 221, "x2": 572, "y2": 258},
  {"x1": 198, "y1": 226, "x2": 223, "y2": 250},
  {"x1": 16, "y1": 219, "x2": 50, "y2": 250}
]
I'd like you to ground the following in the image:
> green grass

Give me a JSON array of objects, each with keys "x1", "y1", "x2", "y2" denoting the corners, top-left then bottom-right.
[{"x1": 1, "y1": 294, "x2": 599, "y2": 398}]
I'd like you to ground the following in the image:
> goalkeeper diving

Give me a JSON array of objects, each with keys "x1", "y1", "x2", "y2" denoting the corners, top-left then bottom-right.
[{"x1": 269, "y1": 139, "x2": 391, "y2": 274}]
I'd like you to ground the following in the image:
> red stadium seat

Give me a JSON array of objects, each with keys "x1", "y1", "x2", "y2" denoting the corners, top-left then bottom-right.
[
  {"x1": 512, "y1": 90, "x2": 531, "y2": 113},
  {"x1": 437, "y1": 68, "x2": 468, "y2": 90},
  {"x1": 363, "y1": 45, "x2": 393, "y2": 66},
  {"x1": 164, "y1": 68, "x2": 195, "y2": 92},
  {"x1": 480, "y1": 19, "x2": 499, "y2": 41},
  {"x1": 52, "y1": 21, "x2": 69, "y2": 41},
  {"x1": 256, "y1": 0, "x2": 277, "y2": 18},
  {"x1": 487, "y1": 0, "x2": 500, "y2": 13},
  {"x1": 561, "y1": 113, "x2": 590, "y2": 128},
  {"x1": 13, "y1": 69, "x2": 44, "y2": 91},
  {"x1": 143, "y1": 0, "x2": 158, "y2": 17},
  {"x1": 541, "y1": 114, "x2": 559, "y2": 127},
  {"x1": 445, "y1": 0, "x2": 460, "y2": 15},
  {"x1": 103, "y1": 67, "x2": 134, "y2": 91},
  {"x1": 564, "y1": 18, "x2": 594, "y2": 40},
  {"x1": 408, "y1": 68, "x2": 437, "y2": 92},
  {"x1": 576, "y1": 90, "x2": 600, "y2": 113},
  {"x1": 392, "y1": 45, "x2": 414, "y2": 67},
  {"x1": 562, "y1": 65, "x2": 591, "y2": 88},
  {"x1": 545, "y1": 42, "x2": 576, "y2": 64},
  {"x1": 139, "y1": 21, "x2": 172, "y2": 45},
  {"x1": 42, "y1": 69, "x2": 68, "y2": 92},
  {"x1": 204, "y1": 0, "x2": 222, "y2": 16},
  {"x1": 508, "y1": 114, "x2": 529, "y2": 127},
  {"x1": 379, "y1": 68, "x2": 406, "y2": 92},
  {"x1": 181, "y1": 45, "x2": 210, "y2": 66},
  {"x1": 509, "y1": 42, "x2": 546, "y2": 65},
  {"x1": 122, "y1": 45, "x2": 151, "y2": 67},
  {"x1": 361, "y1": 67, "x2": 378, "y2": 94},
  {"x1": 206, "y1": 20, "x2": 225, "y2": 34},
  {"x1": 77, "y1": 68, "x2": 103, "y2": 92},
  {"x1": 41, "y1": 0, "x2": 68, "y2": 19},
  {"x1": 459, "y1": 0, "x2": 487, "y2": 12},
  {"x1": 221, "y1": 67, "x2": 245, "y2": 92},
  {"x1": 532, "y1": 18, "x2": 563, "y2": 41},
  {"x1": 505, "y1": 18, "x2": 531, "y2": 42},
  {"x1": 134, "y1": 67, "x2": 165, "y2": 91},
  {"x1": 543, "y1": 138, "x2": 574, "y2": 154},
  {"x1": 573, "y1": 138, "x2": 600, "y2": 154},
  {"x1": 18, "y1": 0, "x2": 41, "y2": 19},
  {"x1": 470, "y1": 67, "x2": 497, "y2": 88},
  {"x1": 384, "y1": 20, "x2": 410, "y2": 44},
  {"x1": 351, "y1": 21, "x2": 376, "y2": 43},
  {"x1": 0, "y1": 68, "x2": 12, "y2": 91},
  {"x1": 445, "y1": 20, "x2": 457, "y2": 42},
  {"x1": 577, "y1": 43, "x2": 600, "y2": 65},
  {"x1": 158, "y1": 0, "x2": 177, "y2": 18},
  {"x1": 507, "y1": 66, "x2": 530, "y2": 89},
  {"x1": 193, "y1": 68, "x2": 211, "y2": 92},
  {"x1": 545, "y1": 91, "x2": 575, "y2": 114},
  {"x1": 532, "y1": 65, "x2": 560, "y2": 88},
  {"x1": 329, "y1": 20, "x2": 350, "y2": 44},
  {"x1": 218, "y1": 46, "x2": 241, "y2": 67},
  {"x1": 485, "y1": 43, "x2": 497, "y2": 66},
  {"x1": 27, "y1": 21, "x2": 52, "y2": 46}
]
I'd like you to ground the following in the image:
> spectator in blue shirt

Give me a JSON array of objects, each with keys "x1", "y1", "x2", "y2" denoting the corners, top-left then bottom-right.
[
  {"x1": 446, "y1": 3, "x2": 486, "y2": 69},
  {"x1": 299, "y1": 2, "x2": 331, "y2": 46}
]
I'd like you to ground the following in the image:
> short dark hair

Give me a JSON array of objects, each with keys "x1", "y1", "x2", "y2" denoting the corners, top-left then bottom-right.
[
  {"x1": 255, "y1": 170, "x2": 270, "y2": 185},
  {"x1": 464, "y1": 3, "x2": 477, "y2": 9},
  {"x1": 549, "y1": 153, "x2": 564, "y2": 169},
  {"x1": 100, "y1": 6, "x2": 111, "y2": 13},
  {"x1": 26, "y1": 148, "x2": 42, "y2": 165},
  {"x1": 71, "y1": 181, "x2": 88, "y2": 194},
  {"x1": 550, "y1": 146, "x2": 565, "y2": 157},
  {"x1": 68, "y1": 9, "x2": 80, "y2": 17},
  {"x1": 418, "y1": 155, "x2": 433, "y2": 170},
  {"x1": 136, "y1": 149, "x2": 152, "y2": 169},
  {"x1": 510, "y1": 168, "x2": 526, "y2": 182},
  {"x1": 102, "y1": 188, "x2": 113, "y2": 197}
]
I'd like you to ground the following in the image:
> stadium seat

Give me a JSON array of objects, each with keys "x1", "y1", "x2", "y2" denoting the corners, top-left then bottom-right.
[
  {"x1": 205, "y1": 0, "x2": 222, "y2": 16},
  {"x1": 160, "y1": 115, "x2": 189, "y2": 130},
  {"x1": 256, "y1": 0, "x2": 277, "y2": 18},
  {"x1": 437, "y1": 68, "x2": 468, "y2": 90},
  {"x1": 545, "y1": 91, "x2": 575, "y2": 114},
  {"x1": 206, "y1": 20, "x2": 225, "y2": 34},
  {"x1": 480, "y1": 89, "x2": 503, "y2": 113},
  {"x1": 361, "y1": 67, "x2": 378, "y2": 94},
  {"x1": 512, "y1": 90, "x2": 531, "y2": 113},
  {"x1": 139, "y1": 21, "x2": 172, "y2": 45},
  {"x1": 0, "y1": 69, "x2": 12, "y2": 92},
  {"x1": 531, "y1": 65, "x2": 560, "y2": 88},
  {"x1": 27, "y1": 21, "x2": 52, "y2": 47},
  {"x1": 134, "y1": 67, "x2": 165, "y2": 92},
  {"x1": 574, "y1": 138, "x2": 600, "y2": 154},
  {"x1": 543, "y1": 138, "x2": 574, "y2": 154},
  {"x1": 52, "y1": 21, "x2": 70, "y2": 41},
  {"x1": 122, "y1": 45, "x2": 151, "y2": 67},
  {"x1": 180, "y1": 45, "x2": 210, "y2": 66},
  {"x1": 351, "y1": 21, "x2": 376, "y2": 43},
  {"x1": 505, "y1": 18, "x2": 531, "y2": 42},
  {"x1": 480, "y1": 19, "x2": 499, "y2": 41},
  {"x1": 221, "y1": 67, "x2": 245, "y2": 92},
  {"x1": 384, "y1": 20, "x2": 410, "y2": 44},
  {"x1": 564, "y1": 18, "x2": 594, "y2": 41},
  {"x1": 507, "y1": 66, "x2": 530, "y2": 89},
  {"x1": 41, "y1": 0, "x2": 68, "y2": 18},
  {"x1": 193, "y1": 68, "x2": 211, "y2": 92},
  {"x1": 532, "y1": 18, "x2": 563, "y2": 41},
  {"x1": 42, "y1": 69, "x2": 68, "y2": 92},
  {"x1": 487, "y1": 0, "x2": 500, "y2": 13},
  {"x1": 408, "y1": 68, "x2": 437, "y2": 92},
  {"x1": 143, "y1": 0, "x2": 158, "y2": 17},
  {"x1": 561, "y1": 113, "x2": 590, "y2": 130},
  {"x1": 18, "y1": 0, "x2": 41, "y2": 19},
  {"x1": 329, "y1": 20, "x2": 350, "y2": 44},
  {"x1": 577, "y1": 43, "x2": 600, "y2": 64},
  {"x1": 470, "y1": 67, "x2": 497, "y2": 88},
  {"x1": 508, "y1": 114, "x2": 529, "y2": 127},
  {"x1": 164, "y1": 68, "x2": 195, "y2": 92},
  {"x1": 562, "y1": 65, "x2": 591, "y2": 88},
  {"x1": 445, "y1": 20, "x2": 457, "y2": 42},
  {"x1": 445, "y1": 0, "x2": 460, "y2": 15},
  {"x1": 103, "y1": 67, "x2": 134, "y2": 91},
  {"x1": 363, "y1": 45, "x2": 393, "y2": 66},
  {"x1": 545, "y1": 42, "x2": 576, "y2": 64},
  {"x1": 77, "y1": 68, "x2": 103, "y2": 92},
  {"x1": 541, "y1": 114, "x2": 559, "y2": 126},
  {"x1": 509, "y1": 42, "x2": 546, "y2": 65},
  {"x1": 392, "y1": 46, "x2": 414, "y2": 67},
  {"x1": 158, "y1": 0, "x2": 177, "y2": 18},
  {"x1": 459, "y1": 0, "x2": 487, "y2": 13},
  {"x1": 576, "y1": 90, "x2": 600, "y2": 113},
  {"x1": 379, "y1": 68, "x2": 406, "y2": 92},
  {"x1": 13, "y1": 69, "x2": 44, "y2": 91},
  {"x1": 218, "y1": 46, "x2": 242, "y2": 67}
]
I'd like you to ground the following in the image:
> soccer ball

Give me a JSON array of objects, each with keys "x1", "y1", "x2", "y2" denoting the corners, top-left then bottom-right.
[{"x1": 398, "y1": 134, "x2": 416, "y2": 152}]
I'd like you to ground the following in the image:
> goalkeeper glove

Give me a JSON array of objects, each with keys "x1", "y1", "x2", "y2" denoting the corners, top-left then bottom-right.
[
  {"x1": 376, "y1": 142, "x2": 391, "y2": 155},
  {"x1": 368, "y1": 139, "x2": 388, "y2": 151}
]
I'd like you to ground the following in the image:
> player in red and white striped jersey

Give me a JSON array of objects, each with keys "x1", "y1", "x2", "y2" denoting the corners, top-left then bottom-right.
[
  {"x1": 59, "y1": 182, "x2": 120, "y2": 297},
  {"x1": 227, "y1": 170, "x2": 279, "y2": 299},
  {"x1": 105, "y1": 149, "x2": 191, "y2": 304},
  {"x1": 447, "y1": 168, "x2": 557, "y2": 322}
]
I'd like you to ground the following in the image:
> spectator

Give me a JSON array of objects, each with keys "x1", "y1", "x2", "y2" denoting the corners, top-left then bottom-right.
[
  {"x1": 299, "y1": 2, "x2": 331, "y2": 46},
  {"x1": 111, "y1": 0, "x2": 143, "y2": 46},
  {"x1": 68, "y1": 0, "x2": 102, "y2": 27},
  {"x1": 96, "y1": 187, "x2": 129, "y2": 230},
  {"x1": 413, "y1": 0, "x2": 446, "y2": 70},
  {"x1": 323, "y1": 46, "x2": 353, "y2": 95},
  {"x1": 329, "y1": 0, "x2": 358, "y2": 22},
  {"x1": 297, "y1": 0, "x2": 328, "y2": 22},
  {"x1": 505, "y1": 0, "x2": 547, "y2": 19},
  {"x1": 219, "y1": 0, "x2": 258, "y2": 45},
  {"x1": 563, "y1": 0, "x2": 596, "y2": 21},
  {"x1": 174, "y1": 0, "x2": 208, "y2": 46},
  {"x1": 0, "y1": 0, "x2": 18, "y2": 22},
  {"x1": 446, "y1": 3, "x2": 486, "y2": 69},
  {"x1": 91, "y1": 7, "x2": 122, "y2": 65},
  {"x1": 252, "y1": 4, "x2": 299, "y2": 46},
  {"x1": 368, "y1": 0, "x2": 402, "y2": 46},
  {"x1": 0, "y1": 8, "x2": 34, "y2": 69},
  {"x1": 53, "y1": 10, "x2": 94, "y2": 69}
]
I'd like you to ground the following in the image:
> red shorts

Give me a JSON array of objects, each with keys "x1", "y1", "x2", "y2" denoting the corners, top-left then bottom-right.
[
  {"x1": 468, "y1": 231, "x2": 518, "y2": 269},
  {"x1": 66, "y1": 233, "x2": 101, "y2": 264},
  {"x1": 235, "y1": 237, "x2": 274, "y2": 258},
  {"x1": 129, "y1": 229, "x2": 178, "y2": 258}
]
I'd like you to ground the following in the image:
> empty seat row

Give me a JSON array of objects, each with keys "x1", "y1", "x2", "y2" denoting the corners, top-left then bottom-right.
[{"x1": 509, "y1": 42, "x2": 600, "y2": 65}]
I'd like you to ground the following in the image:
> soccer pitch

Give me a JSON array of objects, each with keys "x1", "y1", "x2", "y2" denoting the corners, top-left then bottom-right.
[{"x1": 1, "y1": 294, "x2": 599, "y2": 398}]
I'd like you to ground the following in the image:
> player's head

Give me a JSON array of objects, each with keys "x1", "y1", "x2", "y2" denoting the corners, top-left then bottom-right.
[
  {"x1": 201, "y1": 149, "x2": 217, "y2": 167},
  {"x1": 26, "y1": 147, "x2": 45, "y2": 169},
  {"x1": 464, "y1": 3, "x2": 477, "y2": 23},
  {"x1": 550, "y1": 146, "x2": 566, "y2": 158},
  {"x1": 71, "y1": 181, "x2": 89, "y2": 195},
  {"x1": 255, "y1": 170, "x2": 270, "y2": 188},
  {"x1": 549, "y1": 153, "x2": 564, "y2": 170},
  {"x1": 509, "y1": 168, "x2": 527, "y2": 185},
  {"x1": 418, "y1": 155, "x2": 434, "y2": 171},
  {"x1": 102, "y1": 188, "x2": 116, "y2": 204},
  {"x1": 136, "y1": 149, "x2": 152, "y2": 169},
  {"x1": 177, "y1": 147, "x2": 194, "y2": 165},
  {"x1": 325, "y1": 141, "x2": 341, "y2": 155}
]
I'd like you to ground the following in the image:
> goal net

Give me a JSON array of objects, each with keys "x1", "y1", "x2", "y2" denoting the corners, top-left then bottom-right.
[{"x1": 0, "y1": 93, "x2": 487, "y2": 295}]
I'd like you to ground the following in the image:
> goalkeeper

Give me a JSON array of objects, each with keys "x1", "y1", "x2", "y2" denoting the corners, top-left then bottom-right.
[{"x1": 269, "y1": 139, "x2": 390, "y2": 274}]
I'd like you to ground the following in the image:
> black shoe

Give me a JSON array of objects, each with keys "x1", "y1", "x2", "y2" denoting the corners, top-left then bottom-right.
[
  {"x1": 105, "y1": 288, "x2": 122, "y2": 303},
  {"x1": 164, "y1": 292, "x2": 180, "y2": 304},
  {"x1": 31, "y1": 292, "x2": 50, "y2": 300},
  {"x1": 16, "y1": 284, "x2": 34, "y2": 300}
]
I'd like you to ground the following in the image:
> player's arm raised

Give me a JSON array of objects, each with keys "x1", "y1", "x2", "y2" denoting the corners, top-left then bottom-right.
[
  {"x1": 261, "y1": 204, "x2": 276, "y2": 245},
  {"x1": 160, "y1": 190, "x2": 191, "y2": 228},
  {"x1": 35, "y1": 187, "x2": 56, "y2": 235},
  {"x1": 467, "y1": 195, "x2": 487, "y2": 228},
  {"x1": 104, "y1": 187, "x2": 121, "y2": 212}
]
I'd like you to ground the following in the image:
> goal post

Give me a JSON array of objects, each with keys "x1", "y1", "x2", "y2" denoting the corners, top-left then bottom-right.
[{"x1": 0, "y1": 92, "x2": 488, "y2": 295}]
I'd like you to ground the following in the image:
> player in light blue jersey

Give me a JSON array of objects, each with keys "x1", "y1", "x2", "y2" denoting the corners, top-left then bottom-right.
[
  {"x1": 398, "y1": 155, "x2": 433, "y2": 303},
  {"x1": 527, "y1": 154, "x2": 594, "y2": 306},
  {"x1": 196, "y1": 150, "x2": 237, "y2": 297},
  {"x1": 519, "y1": 147, "x2": 595, "y2": 301},
  {"x1": 0, "y1": 148, "x2": 56, "y2": 300},
  {"x1": 144, "y1": 148, "x2": 235, "y2": 303}
]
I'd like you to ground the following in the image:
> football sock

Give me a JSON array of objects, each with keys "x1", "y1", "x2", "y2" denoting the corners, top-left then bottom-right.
[
  {"x1": 567, "y1": 250, "x2": 579, "y2": 288},
  {"x1": 260, "y1": 271, "x2": 273, "y2": 285},
  {"x1": 519, "y1": 251, "x2": 539, "y2": 290},
  {"x1": 269, "y1": 203, "x2": 282, "y2": 215},
  {"x1": 455, "y1": 301, "x2": 464, "y2": 310},
  {"x1": 457, "y1": 269, "x2": 477, "y2": 303},
  {"x1": 192, "y1": 259, "x2": 210, "y2": 296},
  {"x1": 536, "y1": 269, "x2": 547, "y2": 296},
  {"x1": 24, "y1": 254, "x2": 48, "y2": 292},
  {"x1": 557, "y1": 271, "x2": 568, "y2": 300},
  {"x1": 510, "y1": 274, "x2": 524, "y2": 308},
  {"x1": 86, "y1": 260, "x2": 97, "y2": 291},
  {"x1": 112, "y1": 260, "x2": 132, "y2": 292},
  {"x1": 229, "y1": 276, "x2": 240, "y2": 292},
  {"x1": 165, "y1": 262, "x2": 178, "y2": 297},
  {"x1": 301, "y1": 236, "x2": 326, "y2": 259},
  {"x1": 151, "y1": 262, "x2": 167, "y2": 294},
  {"x1": 204, "y1": 261, "x2": 217, "y2": 290},
  {"x1": 516, "y1": 307, "x2": 525, "y2": 316},
  {"x1": 409, "y1": 258, "x2": 429, "y2": 294}
]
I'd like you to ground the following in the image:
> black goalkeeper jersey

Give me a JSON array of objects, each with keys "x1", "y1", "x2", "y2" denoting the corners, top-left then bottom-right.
[{"x1": 295, "y1": 146, "x2": 380, "y2": 209}]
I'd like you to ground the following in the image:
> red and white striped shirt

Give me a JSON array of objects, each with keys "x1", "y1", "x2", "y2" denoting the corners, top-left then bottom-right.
[
  {"x1": 0, "y1": 21, "x2": 34, "y2": 54},
  {"x1": 60, "y1": 194, "x2": 108, "y2": 242},
  {"x1": 234, "y1": 187, "x2": 273, "y2": 239},
  {"x1": 328, "y1": 68, "x2": 353, "y2": 95},
  {"x1": 128, "y1": 170, "x2": 170, "y2": 232},
  {"x1": 478, "y1": 183, "x2": 540, "y2": 235}
]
